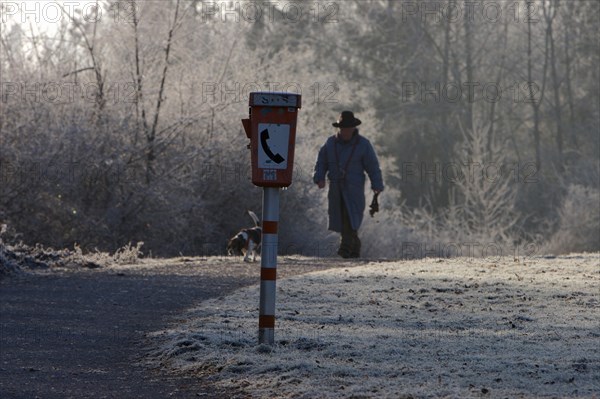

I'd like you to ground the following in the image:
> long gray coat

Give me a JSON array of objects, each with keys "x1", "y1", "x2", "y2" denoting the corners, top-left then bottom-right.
[{"x1": 313, "y1": 131, "x2": 384, "y2": 232}]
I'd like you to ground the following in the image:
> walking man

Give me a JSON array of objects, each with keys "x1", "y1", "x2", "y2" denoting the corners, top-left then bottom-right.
[{"x1": 313, "y1": 111, "x2": 384, "y2": 258}]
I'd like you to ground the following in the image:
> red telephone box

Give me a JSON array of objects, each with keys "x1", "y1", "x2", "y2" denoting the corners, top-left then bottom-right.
[{"x1": 241, "y1": 91, "x2": 301, "y2": 187}]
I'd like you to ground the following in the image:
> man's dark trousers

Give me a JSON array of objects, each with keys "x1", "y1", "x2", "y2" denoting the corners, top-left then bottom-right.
[{"x1": 339, "y1": 198, "x2": 361, "y2": 258}]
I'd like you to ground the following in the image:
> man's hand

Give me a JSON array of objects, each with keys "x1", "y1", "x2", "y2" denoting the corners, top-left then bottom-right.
[
  {"x1": 369, "y1": 191, "x2": 380, "y2": 217},
  {"x1": 317, "y1": 181, "x2": 325, "y2": 189}
]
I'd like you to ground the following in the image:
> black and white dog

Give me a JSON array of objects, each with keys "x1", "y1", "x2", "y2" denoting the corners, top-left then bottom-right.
[{"x1": 227, "y1": 210, "x2": 261, "y2": 262}]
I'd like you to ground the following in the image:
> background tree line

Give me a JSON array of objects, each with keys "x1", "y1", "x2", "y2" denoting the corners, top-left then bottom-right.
[{"x1": 1, "y1": 0, "x2": 598, "y2": 258}]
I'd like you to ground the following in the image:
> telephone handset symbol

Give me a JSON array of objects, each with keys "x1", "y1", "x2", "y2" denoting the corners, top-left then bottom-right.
[{"x1": 260, "y1": 129, "x2": 285, "y2": 164}]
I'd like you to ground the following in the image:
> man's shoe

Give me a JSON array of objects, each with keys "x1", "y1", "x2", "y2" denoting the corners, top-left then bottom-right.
[{"x1": 337, "y1": 249, "x2": 351, "y2": 259}]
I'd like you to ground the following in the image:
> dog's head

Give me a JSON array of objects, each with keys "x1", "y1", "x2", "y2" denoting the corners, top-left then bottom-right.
[{"x1": 227, "y1": 234, "x2": 246, "y2": 256}]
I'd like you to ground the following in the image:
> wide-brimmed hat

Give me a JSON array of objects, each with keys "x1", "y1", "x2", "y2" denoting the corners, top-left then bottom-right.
[{"x1": 332, "y1": 111, "x2": 362, "y2": 128}]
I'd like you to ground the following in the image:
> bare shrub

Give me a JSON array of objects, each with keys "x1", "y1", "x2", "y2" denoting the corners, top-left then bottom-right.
[
  {"x1": 112, "y1": 241, "x2": 145, "y2": 265},
  {"x1": 366, "y1": 120, "x2": 522, "y2": 259},
  {"x1": 448, "y1": 120, "x2": 520, "y2": 244},
  {"x1": 0, "y1": 228, "x2": 101, "y2": 277},
  {"x1": 0, "y1": 226, "x2": 23, "y2": 277},
  {"x1": 544, "y1": 185, "x2": 600, "y2": 254}
]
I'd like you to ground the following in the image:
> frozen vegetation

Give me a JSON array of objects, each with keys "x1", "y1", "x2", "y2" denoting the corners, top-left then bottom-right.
[{"x1": 145, "y1": 255, "x2": 600, "y2": 398}]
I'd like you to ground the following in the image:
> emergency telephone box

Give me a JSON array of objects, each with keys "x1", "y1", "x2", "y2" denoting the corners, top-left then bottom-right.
[{"x1": 241, "y1": 92, "x2": 301, "y2": 187}]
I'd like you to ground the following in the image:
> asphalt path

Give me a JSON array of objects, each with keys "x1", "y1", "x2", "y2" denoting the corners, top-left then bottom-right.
[{"x1": 0, "y1": 258, "x2": 344, "y2": 398}]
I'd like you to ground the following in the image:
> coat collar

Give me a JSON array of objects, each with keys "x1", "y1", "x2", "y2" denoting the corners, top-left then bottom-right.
[{"x1": 335, "y1": 129, "x2": 359, "y2": 144}]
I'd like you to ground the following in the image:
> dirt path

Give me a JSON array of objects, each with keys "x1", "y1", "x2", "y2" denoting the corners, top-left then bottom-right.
[{"x1": 0, "y1": 257, "x2": 355, "y2": 398}]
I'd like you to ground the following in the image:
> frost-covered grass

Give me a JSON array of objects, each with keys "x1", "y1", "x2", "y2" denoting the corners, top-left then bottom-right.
[
  {"x1": 0, "y1": 237, "x2": 146, "y2": 279},
  {"x1": 146, "y1": 255, "x2": 600, "y2": 398}
]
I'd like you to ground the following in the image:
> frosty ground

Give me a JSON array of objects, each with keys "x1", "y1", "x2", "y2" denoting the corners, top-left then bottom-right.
[{"x1": 145, "y1": 254, "x2": 599, "y2": 398}]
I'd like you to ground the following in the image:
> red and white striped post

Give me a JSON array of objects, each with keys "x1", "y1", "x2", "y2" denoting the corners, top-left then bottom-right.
[
  {"x1": 259, "y1": 186, "x2": 279, "y2": 345},
  {"x1": 241, "y1": 91, "x2": 301, "y2": 345}
]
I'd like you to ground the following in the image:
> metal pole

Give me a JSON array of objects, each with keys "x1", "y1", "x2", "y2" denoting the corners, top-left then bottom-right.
[{"x1": 259, "y1": 186, "x2": 279, "y2": 345}]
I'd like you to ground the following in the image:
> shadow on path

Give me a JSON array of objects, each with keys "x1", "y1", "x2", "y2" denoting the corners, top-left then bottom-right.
[{"x1": 0, "y1": 265, "x2": 255, "y2": 399}]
